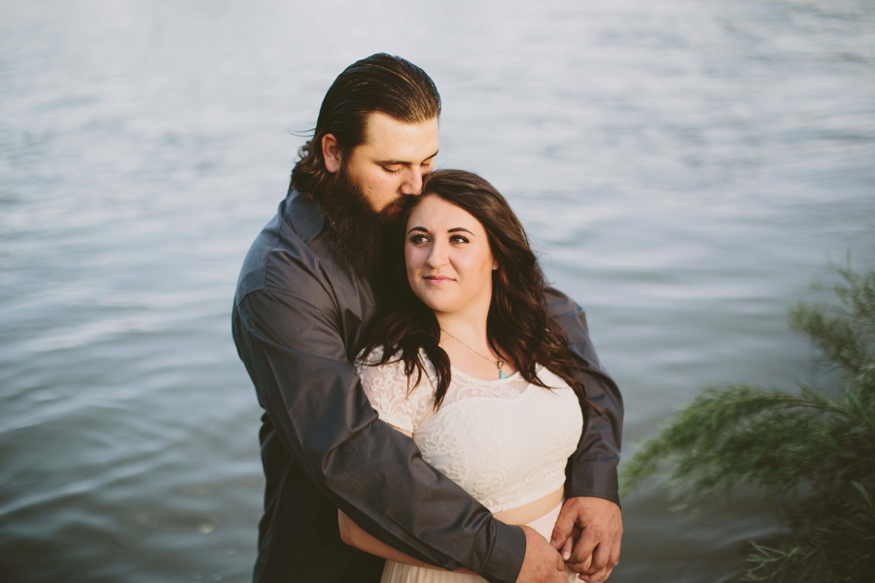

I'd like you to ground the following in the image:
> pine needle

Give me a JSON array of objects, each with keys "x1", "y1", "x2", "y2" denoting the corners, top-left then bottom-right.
[{"x1": 622, "y1": 259, "x2": 875, "y2": 582}]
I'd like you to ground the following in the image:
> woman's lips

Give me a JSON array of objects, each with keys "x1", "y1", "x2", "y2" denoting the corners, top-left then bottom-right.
[{"x1": 424, "y1": 275, "x2": 453, "y2": 283}]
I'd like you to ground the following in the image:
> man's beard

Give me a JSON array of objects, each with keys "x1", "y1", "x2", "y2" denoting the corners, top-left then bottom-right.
[{"x1": 316, "y1": 165, "x2": 404, "y2": 278}]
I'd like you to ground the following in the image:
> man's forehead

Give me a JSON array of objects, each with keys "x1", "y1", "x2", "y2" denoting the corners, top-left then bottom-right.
[{"x1": 360, "y1": 111, "x2": 439, "y2": 156}]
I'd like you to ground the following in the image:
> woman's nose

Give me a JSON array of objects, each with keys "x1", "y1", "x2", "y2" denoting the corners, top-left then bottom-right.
[{"x1": 425, "y1": 242, "x2": 447, "y2": 267}]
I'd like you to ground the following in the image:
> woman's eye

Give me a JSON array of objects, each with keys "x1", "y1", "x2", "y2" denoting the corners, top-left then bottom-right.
[
  {"x1": 450, "y1": 235, "x2": 469, "y2": 244},
  {"x1": 408, "y1": 234, "x2": 429, "y2": 244}
]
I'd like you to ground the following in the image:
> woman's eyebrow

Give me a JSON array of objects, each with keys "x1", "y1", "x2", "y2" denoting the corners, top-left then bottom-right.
[{"x1": 406, "y1": 226, "x2": 475, "y2": 235}]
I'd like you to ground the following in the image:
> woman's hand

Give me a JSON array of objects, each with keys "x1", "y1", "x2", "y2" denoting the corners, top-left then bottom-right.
[{"x1": 516, "y1": 525, "x2": 568, "y2": 583}]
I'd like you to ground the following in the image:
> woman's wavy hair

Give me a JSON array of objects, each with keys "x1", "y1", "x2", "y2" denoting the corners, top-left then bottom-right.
[
  {"x1": 290, "y1": 53, "x2": 441, "y2": 199},
  {"x1": 363, "y1": 170, "x2": 593, "y2": 411}
]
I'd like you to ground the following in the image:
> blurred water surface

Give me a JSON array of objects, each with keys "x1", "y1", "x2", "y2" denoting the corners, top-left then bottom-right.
[{"x1": 1, "y1": 0, "x2": 874, "y2": 581}]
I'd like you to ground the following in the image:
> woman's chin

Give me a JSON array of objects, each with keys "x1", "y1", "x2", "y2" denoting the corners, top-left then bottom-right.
[{"x1": 415, "y1": 294, "x2": 457, "y2": 316}]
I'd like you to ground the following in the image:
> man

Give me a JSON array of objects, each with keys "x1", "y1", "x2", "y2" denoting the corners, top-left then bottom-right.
[{"x1": 232, "y1": 53, "x2": 623, "y2": 583}]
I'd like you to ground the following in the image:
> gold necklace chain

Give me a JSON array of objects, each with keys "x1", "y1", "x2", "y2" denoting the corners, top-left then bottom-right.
[{"x1": 440, "y1": 328, "x2": 507, "y2": 379}]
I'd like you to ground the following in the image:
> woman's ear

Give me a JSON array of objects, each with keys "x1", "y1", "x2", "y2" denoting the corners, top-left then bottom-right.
[
  {"x1": 492, "y1": 258, "x2": 499, "y2": 270},
  {"x1": 322, "y1": 134, "x2": 342, "y2": 173}
]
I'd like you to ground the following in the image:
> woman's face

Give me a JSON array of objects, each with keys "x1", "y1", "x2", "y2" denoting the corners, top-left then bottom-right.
[{"x1": 405, "y1": 195, "x2": 497, "y2": 320}]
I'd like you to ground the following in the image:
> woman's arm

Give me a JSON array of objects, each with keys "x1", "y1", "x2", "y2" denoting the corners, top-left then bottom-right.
[
  {"x1": 335, "y1": 420, "x2": 474, "y2": 573},
  {"x1": 338, "y1": 509, "x2": 475, "y2": 573}
]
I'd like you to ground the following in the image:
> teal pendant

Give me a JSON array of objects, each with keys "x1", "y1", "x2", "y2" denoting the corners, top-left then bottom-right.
[{"x1": 499, "y1": 369, "x2": 507, "y2": 379}]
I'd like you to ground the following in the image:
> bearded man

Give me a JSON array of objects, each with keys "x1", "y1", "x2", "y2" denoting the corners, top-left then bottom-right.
[{"x1": 232, "y1": 53, "x2": 623, "y2": 583}]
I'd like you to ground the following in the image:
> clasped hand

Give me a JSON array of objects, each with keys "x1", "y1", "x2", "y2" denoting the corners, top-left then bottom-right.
[{"x1": 516, "y1": 497, "x2": 622, "y2": 583}]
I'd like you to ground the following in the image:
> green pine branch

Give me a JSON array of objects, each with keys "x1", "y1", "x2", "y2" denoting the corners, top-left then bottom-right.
[{"x1": 622, "y1": 259, "x2": 875, "y2": 582}]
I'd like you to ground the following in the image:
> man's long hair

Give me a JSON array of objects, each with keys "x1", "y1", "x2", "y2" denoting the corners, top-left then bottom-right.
[
  {"x1": 291, "y1": 53, "x2": 441, "y2": 199},
  {"x1": 362, "y1": 170, "x2": 593, "y2": 411}
]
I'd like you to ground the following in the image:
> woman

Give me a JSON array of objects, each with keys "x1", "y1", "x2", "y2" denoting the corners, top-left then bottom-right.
[{"x1": 339, "y1": 170, "x2": 593, "y2": 582}]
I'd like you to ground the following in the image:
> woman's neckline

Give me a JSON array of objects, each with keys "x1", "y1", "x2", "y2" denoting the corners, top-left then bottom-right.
[
  {"x1": 412, "y1": 347, "x2": 534, "y2": 384},
  {"x1": 449, "y1": 364, "x2": 523, "y2": 384}
]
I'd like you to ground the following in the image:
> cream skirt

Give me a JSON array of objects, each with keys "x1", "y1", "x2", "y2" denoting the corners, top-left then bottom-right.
[{"x1": 380, "y1": 503, "x2": 578, "y2": 583}]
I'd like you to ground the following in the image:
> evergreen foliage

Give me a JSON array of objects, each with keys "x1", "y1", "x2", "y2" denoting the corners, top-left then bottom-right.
[{"x1": 622, "y1": 262, "x2": 875, "y2": 582}]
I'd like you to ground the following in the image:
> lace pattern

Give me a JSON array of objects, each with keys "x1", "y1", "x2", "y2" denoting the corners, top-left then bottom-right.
[{"x1": 357, "y1": 346, "x2": 584, "y2": 513}]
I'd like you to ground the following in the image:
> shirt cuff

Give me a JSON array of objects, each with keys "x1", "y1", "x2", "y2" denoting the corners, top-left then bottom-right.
[
  {"x1": 565, "y1": 460, "x2": 621, "y2": 507},
  {"x1": 479, "y1": 521, "x2": 526, "y2": 583}
]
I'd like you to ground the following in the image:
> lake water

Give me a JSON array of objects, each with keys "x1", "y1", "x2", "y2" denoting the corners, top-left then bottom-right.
[{"x1": 1, "y1": 1, "x2": 873, "y2": 581}]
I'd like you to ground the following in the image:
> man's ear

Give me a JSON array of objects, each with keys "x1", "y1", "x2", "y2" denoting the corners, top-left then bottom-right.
[{"x1": 322, "y1": 134, "x2": 342, "y2": 173}]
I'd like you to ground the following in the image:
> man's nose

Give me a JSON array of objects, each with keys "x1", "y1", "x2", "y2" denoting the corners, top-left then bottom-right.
[{"x1": 399, "y1": 167, "x2": 424, "y2": 196}]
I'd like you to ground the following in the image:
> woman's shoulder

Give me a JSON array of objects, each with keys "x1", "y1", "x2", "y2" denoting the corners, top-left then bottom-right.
[
  {"x1": 535, "y1": 366, "x2": 574, "y2": 390},
  {"x1": 355, "y1": 345, "x2": 437, "y2": 432},
  {"x1": 355, "y1": 345, "x2": 438, "y2": 370},
  {"x1": 355, "y1": 345, "x2": 403, "y2": 368},
  {"x1": 355, "y1": 345, "x2": 430, "y2": 386}
]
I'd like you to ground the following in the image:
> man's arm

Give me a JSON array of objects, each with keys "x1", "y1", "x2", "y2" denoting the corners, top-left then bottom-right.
[
  {"x1": 338, "y1": 510, "x2": 568, "y2": 583},
  {"x1": 233, "y1": 288, "x2": 526, "y2": 583},
  {"x1": 543, "y1": 286, "x2": 624, "y2": 582},
  {"x1": 544, "y1": 287, "x2": 623, "y2": 502}
]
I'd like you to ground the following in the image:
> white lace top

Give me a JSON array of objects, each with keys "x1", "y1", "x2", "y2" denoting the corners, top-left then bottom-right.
[{"x1": 356, "y1": 347, "x2": 584, "y2": 513}]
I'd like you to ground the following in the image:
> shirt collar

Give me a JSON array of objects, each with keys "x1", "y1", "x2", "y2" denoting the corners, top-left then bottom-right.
[{"x1": 286, "y1": 188, "x2": 327, "y2": 243}]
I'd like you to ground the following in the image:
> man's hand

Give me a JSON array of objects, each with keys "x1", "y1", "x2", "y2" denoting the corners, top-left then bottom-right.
[
  {"x1": 550, "y1": 497, "x2": 622, "y2": 582},
  {"x1": 515, "y1": 525, "x2": 568, "y2": 583}
]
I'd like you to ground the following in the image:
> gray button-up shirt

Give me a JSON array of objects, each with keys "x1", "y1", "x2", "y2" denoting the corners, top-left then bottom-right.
[{"x1": 232, "y1": 189, "x2": 623, "y2": 583}]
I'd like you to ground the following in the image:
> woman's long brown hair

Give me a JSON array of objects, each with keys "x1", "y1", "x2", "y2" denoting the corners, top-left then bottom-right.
[{"x1": 363, "y1": 169, "x2": 594, "y2": 412}]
